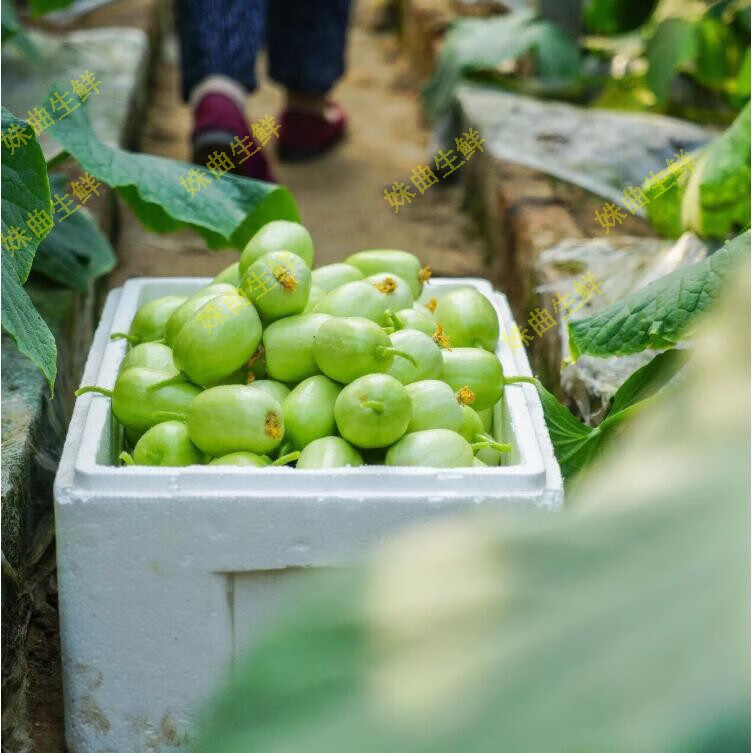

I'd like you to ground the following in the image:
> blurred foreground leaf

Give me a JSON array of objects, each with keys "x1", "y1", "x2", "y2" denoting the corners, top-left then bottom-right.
[{"x1": 191, "y1": 274, "x2": 750, "y2": 753}]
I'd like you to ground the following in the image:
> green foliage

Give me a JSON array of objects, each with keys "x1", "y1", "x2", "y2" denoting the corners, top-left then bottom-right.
[
  {"x1": 28, "y1": 0, "x2": 76, "y2": 18},
  {"x1": 582, "y1": 0, "x2": 658, "y2": 34},
  {"x1": 423, "y1": 11, "x2": 580, "y2": 120},
  {"x1": 736, "y1": 48, "x2": 751, "y2": 99},
  {"x1": 529, "y1": 230, "x2": 751, "y2": 478},
  {"x1": 1, "y1": 254, "x2": 58, "y2": 392},
  {"x1": 48, "y1": 86, "x2": 299, "y2": 250},
  {"x1": 510, "y1": 349, "x2": 688, "y2": 479},
  {"x1": 694, "y1": 13, "x2": 741, "y2": 86},
  {"x1": 0, "y1": 0, "x2": 38, "y2": 57},
  {"x1": 1, "y1": 107, "x2": 57, "y2": 390},
  {"x1": 2, "y1": 109, "x2": 51, "y2": 282},
  {"x1": 580, "y1": 1, "x2": 751, "y2": 120},
  {"x1": 568, "y1": 230, "x2": 750, "y2": 359},
  {"x1": 524, "y1": 377, "x2": 605, "y2": 479},
  {"x1": 33, "y1": 174, "x2": 116, "y2": 292},
  {"x1": 646, "y1": 102, "x2": 750, "y2": 238},
  {"x1": 645, "y1": 18, "x2": 698, "y2": 103},
  {"x1": 1, "y1": 0, "x2": 21, "y2": 41},
  {"x1": 606, "y1": 347, "x2": 687, "y2": 414},
  {"x1": 643, "y1": 2, "x2": 750, "y2": 107}
]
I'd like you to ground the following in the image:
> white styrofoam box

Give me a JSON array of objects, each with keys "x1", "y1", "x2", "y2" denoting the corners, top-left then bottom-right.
[{"x1": 54, "y1": 276, "x2": 562, "y2": 753}]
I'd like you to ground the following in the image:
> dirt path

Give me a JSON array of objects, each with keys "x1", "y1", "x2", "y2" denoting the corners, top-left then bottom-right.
[{"x1": 110, "y1": 2, "x2": 486, "y2": 285}]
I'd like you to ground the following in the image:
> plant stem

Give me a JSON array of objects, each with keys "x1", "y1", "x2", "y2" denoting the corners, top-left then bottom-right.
[
  {"x1": 382, "y1": 309, "x2": 398, "y2": 331},
  {"x1": 277, "y1": 440, "x2": 295, "y2": 457},
  {"x1": 75, "y1": 385, "x2": 113, "y2": 398},
  {"x1": 474, "y1": 433, "x2": 512, "y2": 453},
  {"x1": 271, "y1": 452, "x2": 301, "y2": 466},
  {"x1": 362, "y1": 400, "x2": 385, "y2": 413},
  {"x1": 380, "y1": 347, "x2": 418, "y2": 367},
  {"x1": 503, "y1": 376, "x2": 538, "y2": 386},
  {"x1": 110, "y1": 332, "x2": 139, "y2": 345},
  {"x1": 119, "y1": 451, "x2": 135, "y2": 466}
]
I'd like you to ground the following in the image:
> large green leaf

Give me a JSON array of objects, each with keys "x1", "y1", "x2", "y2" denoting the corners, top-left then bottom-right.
[
  {"x1": 423, "y1": 11, "x2": 580, "y2": 120},
  {"x1": 1, "y1": 107, "x2": 57, "y2": 389},
  {"x1": 511, "y1": 350, "x2": 687, "y2": 480},
  {"x1": 1, "y1": 107, "x2": 52, "y2": 282},
  {"x1": 47, "y1": 87, "x2": 299, "y2": 250},
  {"x1": 568, "y1": 230, "x2": 750, "y2": 359},
  {"x1": 645, "y1": 18, "x2": 698, "y2": 103},
  {"x1": 526, "y1": 379, "x2": 602, "y2": 480},
  {"x1": 607, "y1": 348, "x2": 689, "y2": 415},
  {"x1": 1, "y1": 253, "x2": 57, "y2": 392},
  {"x1": 32, "y1": 174, "x2": 116, "y2": 292}
]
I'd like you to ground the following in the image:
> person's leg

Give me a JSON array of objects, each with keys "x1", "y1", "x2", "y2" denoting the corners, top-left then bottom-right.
[
  {"x1": 266, "y1": 0, "x2": 353, "y2": 160},
  {"x1": 175, "y1": 0, "x2": 264, "y2": 101},
  {"x1": 175, "y1": 0, "x2": 276, "y2": 181}
]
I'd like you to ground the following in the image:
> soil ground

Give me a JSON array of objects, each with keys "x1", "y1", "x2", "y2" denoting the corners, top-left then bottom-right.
[{"x1": 27, "y1": 2, "x2": 486, "y2": 750}]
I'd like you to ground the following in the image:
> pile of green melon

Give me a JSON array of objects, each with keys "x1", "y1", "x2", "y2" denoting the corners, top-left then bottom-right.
[{"x1": 77, "y1": 221, "x2": 511, "y2": 468}]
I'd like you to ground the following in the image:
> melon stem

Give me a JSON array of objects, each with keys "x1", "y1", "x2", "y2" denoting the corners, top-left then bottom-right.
[
  {"x1": 473, "y1": 433, "x2": 512, "y2": 453},
  {"x1": 75, "y1": 385, "x2": 113, "y2": 398},
  {"x1": 379, "y1": 347, "x2": 417, "y2": 367},
  {"x1": 110, "y1": 332, "x2": 139, "y2": 345},
  {"x1": 271, "y1": 452, "x2": 301, "y2": 466},
  {"x1": 503, "y1": 376, "x2": 537, "y2": 386}
]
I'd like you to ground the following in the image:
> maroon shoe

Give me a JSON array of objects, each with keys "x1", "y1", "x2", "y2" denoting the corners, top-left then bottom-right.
[
  {"x1": 278, "y1": 102, "x2": 347, "y2": 162},
  {"x1": 191, "y1": 92, "x2": 277, "y2": 183}
]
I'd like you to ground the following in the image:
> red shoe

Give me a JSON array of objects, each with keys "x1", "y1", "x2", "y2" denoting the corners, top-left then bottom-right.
[
  {"x1": 277, "y1": 102, "x2": 347, "y2": 162},
  {"x1": 191, "y1": 92, "x2": 277, "y2": 183}
]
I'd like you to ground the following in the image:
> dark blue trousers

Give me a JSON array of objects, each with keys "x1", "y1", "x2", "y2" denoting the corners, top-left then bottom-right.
[{"x1": 175, "y1": 0, "x2": 353, "y2": 100}]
